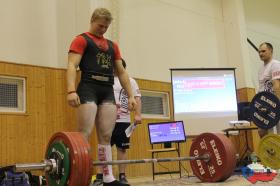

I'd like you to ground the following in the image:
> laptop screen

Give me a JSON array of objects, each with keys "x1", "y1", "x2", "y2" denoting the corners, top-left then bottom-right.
[{"x1": 148, "y1": 121, "x2": 186, "y2": 144}]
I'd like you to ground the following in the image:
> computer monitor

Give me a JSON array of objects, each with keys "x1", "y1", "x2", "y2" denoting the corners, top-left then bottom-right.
[{"x1": 148, "y1": 121, "x2": 186, "y2": 148}]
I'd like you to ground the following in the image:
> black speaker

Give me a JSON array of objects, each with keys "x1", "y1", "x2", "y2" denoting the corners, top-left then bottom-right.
[
  {"x1": 238, "y1": 102, "x2": 251, "y2": 121},
  {"x1": 163, "y1": 142, "x2": 171, "y2": 148}
]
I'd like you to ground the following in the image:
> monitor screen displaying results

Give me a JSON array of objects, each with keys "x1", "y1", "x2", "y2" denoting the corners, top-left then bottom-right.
[{"x1": 148, "y1": 121, "x2": 186, "y2": 144}]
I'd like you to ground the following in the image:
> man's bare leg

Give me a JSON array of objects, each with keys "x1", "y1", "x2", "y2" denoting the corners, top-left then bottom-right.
[
  {"x1": 117, "y1": 148, "x2": 127, "y2": 174},
  {"x1": 77, "y1": 103, "x2": 97, "y2": 140},
  {"x1": 95, "y1": 103, "x2": 117, "y2": 184}
]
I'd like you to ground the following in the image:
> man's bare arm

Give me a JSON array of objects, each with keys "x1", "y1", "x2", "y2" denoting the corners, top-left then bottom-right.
[
  {"x1": 115, "y1": 60, "x2": 136, "y2": 110},
  {"x1": 67, "y1": 53, "x2": 82, "y2": 107},
  {"x1": 273, "y1": 79, "x2": 280, "y2": 99},
  {"x1": 67, "y1": 53, "x2": 81, "y2": 92},
  {"x1": 115, "y1": 60, "x2": 133, "y2": 98}
]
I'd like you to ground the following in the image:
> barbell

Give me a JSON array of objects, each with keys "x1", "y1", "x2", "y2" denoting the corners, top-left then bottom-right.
[
  {"x1": 13, "y1": 132, "x2": 237, "y2": 185},
  {"x1": 11, "y1": 91, "x2": 280, "y2": 185}
]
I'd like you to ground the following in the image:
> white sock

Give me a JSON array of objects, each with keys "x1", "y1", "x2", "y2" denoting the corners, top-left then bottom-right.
[{"x1": 98, "y1": 144, "x2": 115, "y2": 183}]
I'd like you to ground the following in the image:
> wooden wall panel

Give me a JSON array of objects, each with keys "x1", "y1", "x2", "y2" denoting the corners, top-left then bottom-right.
[
  {"x1": 0, "y1": 61, "x2": 78, "y2": 167},
  {"x1": 0, "y1": 61, "x2": 261, "y2": 179},
  {"x1": 237, "y1": 87, "x2": 256, "y2": 102}
]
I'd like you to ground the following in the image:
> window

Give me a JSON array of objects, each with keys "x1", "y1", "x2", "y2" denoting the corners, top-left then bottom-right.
[
  {"x1": 0, "y1": 75, "x2": 26, "y2": 113},
  {"x1": 141, "y1": 90, "x2": 170, "y2": 119}
]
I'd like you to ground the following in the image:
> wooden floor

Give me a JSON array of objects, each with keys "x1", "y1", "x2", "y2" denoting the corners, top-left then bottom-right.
[{"x1": 128, "y1": 174, "x2": 280, "y2": 186}]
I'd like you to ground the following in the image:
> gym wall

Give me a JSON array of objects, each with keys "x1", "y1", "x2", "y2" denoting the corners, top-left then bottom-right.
[
  {"x1": 243, "y1": 0, "x2": 280, "y2": 90},
  {"x1": 3, "y1": 0, "x2": 279, "y2": 89}
]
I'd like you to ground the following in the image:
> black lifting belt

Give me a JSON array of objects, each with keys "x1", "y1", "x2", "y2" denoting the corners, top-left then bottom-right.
[{"x1": 81, "y1": 71, "x2": 114, "y2": 84}]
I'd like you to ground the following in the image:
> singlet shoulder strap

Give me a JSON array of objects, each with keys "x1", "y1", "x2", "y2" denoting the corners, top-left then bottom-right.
[{"x1": 80, "y1": 33, "x2": 97, "y2": 48}]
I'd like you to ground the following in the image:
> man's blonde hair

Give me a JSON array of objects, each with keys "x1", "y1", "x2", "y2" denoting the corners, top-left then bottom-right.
[{"x1": 91, "y1": 8, "x2": 113, "y2": 23}]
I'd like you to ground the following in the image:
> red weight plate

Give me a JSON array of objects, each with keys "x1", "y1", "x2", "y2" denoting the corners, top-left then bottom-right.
[
  {"x1": 215, "y1": 134, "x2": 236, "y2": 181},
  {"x1": 71, "y1": 132, "x2": 93, "y2": 186},
  {"x1": 61, "y1": 132, "x2": 81, "y2": 186},
  {"x1": 46, "y1": 132, "x2": 81, "y2": 186},
  {"x1": 77, "y1": 133, "x2": 92, "y2": 186},
  {"x1": 199, "y1": 133, "x2": 236, "y2": 182},
  {"x1": 205, "y1": 133, "x2": 235, "y2": 182},
  {"x1": 69, "y1": 132, "x2": 86, "y2": 186},
  {"x1": 190, "y1": 133, "x2": 236, "y2": 182},
  {"x1": 64, "y1": 132, "x2": 85, "y2": 186},
  {"x1": 190, "y1": 133, "x2": 223, "y2": 182}
]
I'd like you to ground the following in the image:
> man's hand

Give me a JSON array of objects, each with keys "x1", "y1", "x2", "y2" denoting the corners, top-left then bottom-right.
[
  {"x1": 134, "y1": 115, "x2": 142, "y2": 124},
  {"x1": 67, "y1": 92, "x2": 80, "y2": 107},
  {"x1": 128, "y1": 96, "x2": 137, "y2": 111},
  {"x1": 134, "y1": 96, "x2": 142, "y2": 124}
]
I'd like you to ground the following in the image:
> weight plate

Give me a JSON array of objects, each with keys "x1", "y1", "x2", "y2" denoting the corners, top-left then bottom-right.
[
  {"x1": 66, "y1": 132, "x2": 84, "y2": 185},
  {"x1": 61, "y1": 132, "x2": 92, "y2": 186},
  {"x1": 45, "y1": 141, "x2": 70, "y2": 186},
  {"x1": 257, "y1": 134, "x2": 280, "y2": 170},
  {"x1": 190, "y1": 133, "x2": 236, "y2": 182},
  {"x1": 45, "y1": 132, "x2": 83, "y2": 186},
  {"x1": 217, "y1": 133, "x2": 237, "y2": 181},
  {"x1": 250, "y1": 91, "x2": 280, "y2": 129},
  {"x1": 71, "y1": 132, "x2": 92, "y2": 186}
]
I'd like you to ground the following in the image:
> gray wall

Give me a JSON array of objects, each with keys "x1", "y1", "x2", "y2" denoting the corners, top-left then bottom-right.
[
  {"x1": 244, "y1": 0, "x2": 280, "y2": 90},
  {"x1": 0, "y1": 0, "x2": 279, "y2": 90}
]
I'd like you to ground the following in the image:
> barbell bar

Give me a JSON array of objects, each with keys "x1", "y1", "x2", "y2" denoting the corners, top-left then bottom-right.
[
  {"x1": 11, "y1": 132, "x2": 237, "y2": 185},
  {"x1": 92, "y1": 154, "x2": 210, "y2": 166},
  {"x1": 14, "y1": 154, "x2": 210, "y2": 171}
]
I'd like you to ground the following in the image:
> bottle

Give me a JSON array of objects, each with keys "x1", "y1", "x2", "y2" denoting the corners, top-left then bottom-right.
[{"x1": 250, "y1": 152, "x2": 258, "y2": 163}]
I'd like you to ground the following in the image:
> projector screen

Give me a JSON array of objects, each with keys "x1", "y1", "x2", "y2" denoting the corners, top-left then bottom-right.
[{"x1": 170, "y1": 68, "x2": 238, "y2": 135}]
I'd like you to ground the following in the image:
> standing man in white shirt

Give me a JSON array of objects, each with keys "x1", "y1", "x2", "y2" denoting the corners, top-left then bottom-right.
[
  {"x1": 112, "y1": 59, "x2": 142, "y2": 184},
  {"x1": 257, "y1": 42, "x2": 280, "y2": 138}
]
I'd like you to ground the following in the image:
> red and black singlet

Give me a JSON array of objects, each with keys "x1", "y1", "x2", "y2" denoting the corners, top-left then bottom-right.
[{"x1": 79, "y1": 33, "x2": 115, "y2": 85}]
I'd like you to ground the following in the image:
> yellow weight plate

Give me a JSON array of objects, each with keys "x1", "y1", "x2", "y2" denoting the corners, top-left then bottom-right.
[{"x1": 257, "y1": 134, "x2": 280, "y2": 170}]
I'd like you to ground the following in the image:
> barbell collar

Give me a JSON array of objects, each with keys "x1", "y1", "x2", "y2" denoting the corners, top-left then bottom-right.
[
  {"x1": 13, "y1": 159, "x2": 56, "y2": 172},
  {"x1": 92, "y1": 154, "x2": 210, "y2": 166}
]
